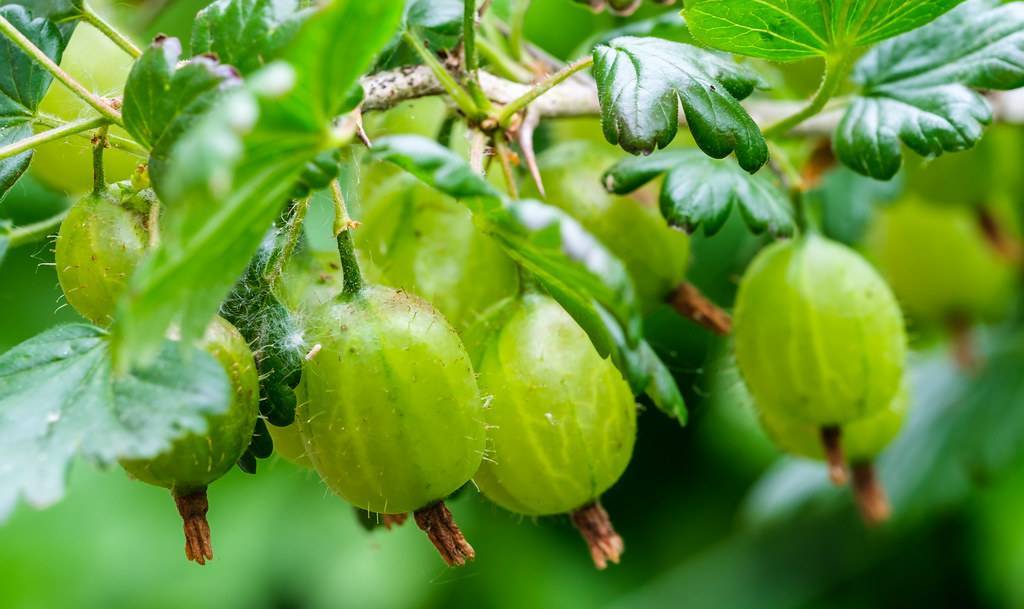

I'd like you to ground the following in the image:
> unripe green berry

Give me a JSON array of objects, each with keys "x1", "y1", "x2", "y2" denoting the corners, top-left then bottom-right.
[
  {"x1": 760, "y1": 385, "x2": 909, "y2": 463},
  {"x1": 358, "y1": 177, "x2": 518, "y2": 332},
  {"x1": 299, "y1": 285, "x2": 486, "y2": 514},
  {"x1": 867, "y1": 197, "x2": 1016, "y2": 326},
  {"x1": 55, "y1": 188, "x2": 149, "y2": 326},
  {"x1": 120, "y1": 316, "x2": 260, "y2": 494},
  {"x1": 525, "y1": 142, "x2": 690, "y2": 311},
  {"x1": 734, "y1": 234, "x2": 907, "y2": 425},
  {"x1": 473, "y1": 293, "x2": 637, "y2": 516}
]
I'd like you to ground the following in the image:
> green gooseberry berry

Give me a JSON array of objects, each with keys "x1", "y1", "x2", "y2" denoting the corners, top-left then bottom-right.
[
  {"x1": 299, "y1": 284, "x2": 486, "y2": 566},
  {"x1": 734, "y1": 234, "x2": 907, "y2": 428},
  {"x1": 472, "y1": 293, "x2": 636, "y2": 569},
  {"x1": 523, "y1": 141, "x2": 690, "y2": 312},
  {"x1": 356, "y1": 175, "x2": 519, "y2": 332},
  {"x1": 55, "y1": 186, "x2": 152, "y2": 325},
  {"x1": 867, "y1": 196, "x2": 1016, "y2": 328},
  {"x1": 120, "y1": 316, "x2": 260, "y2": 564}
]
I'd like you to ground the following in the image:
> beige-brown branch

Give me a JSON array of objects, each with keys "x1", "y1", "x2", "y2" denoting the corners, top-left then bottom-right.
[{"x1": 359, "y1": 65, "x2": 1024, "y2": 136}]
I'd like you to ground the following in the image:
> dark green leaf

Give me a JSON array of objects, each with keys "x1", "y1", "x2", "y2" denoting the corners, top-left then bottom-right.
[
  {"x1": 0, "y1": 324, "x2": 231, "y2": 521},
  {"x1": 114, "y1": 0, "x2": 403, "y2": 366},
  {"x1": 573, "y1": 11, "x2": 691, "y2": 56},
  {"x1": 122, "y1": 35, "x2": 239, "y2": 150},
  {"x1": 835, "y1": 0, "x2": 1024, "y2": 180},
  {"x1": 629, "y1": 341, "x2": 688, "y2": 424},
  {"x1": 0, "y1": 5, "x2": 71, "y2": 198},
  {"x1": 592, "y1": 36, "x2": 767, "y2": 172},
  {"x1": 2, "y1": 0, "x2": 81, "y2": 44},
  {"x1": 191, "y1": 0, "x2": 306, "y2": 75},
  {"x1": 604, "y1": 150, "x2": 793, "y2": 237},
  {"x1": 403, "y1": 0, "x2": 463, "y2": 42},
  {"x1": 683, "y1": 0, "x2": 965, "y2": 61}
]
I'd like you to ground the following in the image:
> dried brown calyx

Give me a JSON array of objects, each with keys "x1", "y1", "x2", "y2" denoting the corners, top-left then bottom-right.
[
  {"x1": 820, "y1": 425, "x2": 849, "y2": 486},
  {"x1": 174, "y1": 488, "x2": 213, "y2": 565},
  {"x1": 382, "y1": 512, "x2": 409, "y2": 530},
  {"x1": 852, "y1": 462, "x2": 891, "y2": 525},
  {"x1": 414, "y1": 502, "x2": 475, "y2": 567},
  {"x1": 571, "y1": 501, "x2": 624, "y2": 570}
]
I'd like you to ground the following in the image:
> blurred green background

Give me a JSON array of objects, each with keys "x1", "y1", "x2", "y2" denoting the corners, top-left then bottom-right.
[{"x1": 3, "y1": 1, "x2": 1024, "y2": 608}]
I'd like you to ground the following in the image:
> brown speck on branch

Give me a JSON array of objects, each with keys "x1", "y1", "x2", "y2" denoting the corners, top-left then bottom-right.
[
  {"x1": 174, "y1": 488, "x2": 213, "y2": 565},
  {"x1": 669, "y1": 282, "x2": 732, "y2": 335},
  {"x1": 570, "y1": 501, "x2": 624, "y2": 570},
  {"x1": 851, "y1": 462, "x2": 891, "y2": 525},
  {"x1": 414, "y1": 502, "x2": 475, "y2": 567},
  {"x1": 820, "y1": 425, "x2": 848, "y2": 486},
  {"x1": 382, "y1": 512, "x2": 408, "y2": 530}
]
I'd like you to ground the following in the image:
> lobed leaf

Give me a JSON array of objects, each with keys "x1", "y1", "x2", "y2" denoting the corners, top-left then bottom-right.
[
  {"x1": 0, "y1": 5, "x2": 71, "y2": 199},
  {"x1": 592, "y1": 37, "x2": 768, "y2": 173},
  {"x1": 835, "y1": 0, "x2": 1024, "y2": 179},
  {"x1": 604, "y1": 150, "x2": 793, "y2": 237},
  {"x1": 683, "y1": 0, "x2": 965, "y2": 61},
  {"x1": 0, "y1": 324, "x2": 230, "y2": 522},
  {"x1": 122, "y1": 35, "x2": 239, "y2": 151},
  {"x1": 191, "y1": 0, "x2": 306, "y2": 75}
]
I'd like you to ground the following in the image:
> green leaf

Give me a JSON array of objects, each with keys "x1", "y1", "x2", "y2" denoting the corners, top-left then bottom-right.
[
  {"x1": 113, "y1": 0, "x2": 403, "y2": 366},
  {"x1": 369, "y1": 135, "x2": 688, "y2": 416},
  {"x1": 806, "y1": 166, "x2": 902, "y2": 245},
  {"x1": 592, "y1": 36, "x2": 768, "y2": 173},
  {"x1": 0, "y1": 220, "x2": 10, "y2": 265},
  {"x1": 683, "y1": 0, "x2": 965, "y2": 61},
  {"x1": 0, "y1": 5, "x2": 71, "y2": 198},
  {"x1": 835, "y1": 0, "x2": 1024, "y2": 180},
  {"x1": 191, "y1": 0, "x2": 306, "y2": 75},
  {"x1": 2, "y1": 0, "x2": 81, "y2": 44},
  {"x1": 403, "y1": 0, "x2": 463, "y2": 42},
  {"x1": 122, "y1": 35, "x2": 239, "y2": 150},
  {"x1": 0, "y1": 324, "x2": 231, "y2": 521},
  {"x1": 604, "y1": 150, "x2": 793, "y2": 237}
]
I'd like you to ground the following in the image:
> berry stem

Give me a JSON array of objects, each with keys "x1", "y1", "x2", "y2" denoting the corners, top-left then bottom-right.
[
  {"x1": 267, "y1": 197, "x2": 311, "y2": 290},
  {"x1": 820, "y1": 425, "x2": 848, "y2": 486},
  {"x1": 413, "y1": 502, "x2": 475, "y2": 567},
  {"x1": 5, "y1": 211, "x2": 69, "y2": 249},
  {"x1": 462, "y1": 0, "x2": 492, "y2": 113},
  {"x1": 0, "y1": 14, "x2": 123, "y2": 125},
  {"x1": 174, "y1": 488, "x2": 213, "y2": 565},
  {"x1": 403, "y1": 30, "x2": 480, "y2": 120},
  {"x1": 0, "y1": 116, "x2": 109, "y2": 162},
  {"x1": 496, "y1": 55, "x2": 594, "y2": 128},
  {"x1": 948, "y1": 314, "x2": 980, "y2": 372},
  {"x1": 330, "y1": 180, "x2": 363, "y2": 296},
  {"x1": 80, "y1": 1, "x2": 142, "y2": 58},
  {"x1": 570, "y1": 501, "x2": 624, "y2": 570},
  {"x1": 764, "y1": 52, "x2": 852, "y2": 139},
  {"x1": 668, "y1": 282, "x2": 732, "y2": 335},
  {"x1": 91, "y1": 125, "x2": 109, "y2": 195},
  {"x1": 851, "y1": 461, "x2": 891, "y2": 525}
]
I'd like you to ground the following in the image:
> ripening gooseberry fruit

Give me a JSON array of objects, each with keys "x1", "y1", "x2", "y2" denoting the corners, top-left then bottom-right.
[
  {"x1": 734, "y1": 234, "x2": 907, "y2": 483},
  {"x1": 120, "y1": 316, "x2": 259, "y2": 564},
  {"x1": 867, "y1": 197, "x2": 1016, "y2": 330},
  {"x1": 524, "y1": 142, "x2": 690, "y2": 312},
  {"x1": 760, "y1": 386, "x2": 909, "y2": 524},
  {"x1": 357, "y1": 176, "x2": 519, "y2": 331},
  {"x1": 298, "y1": 284, "x2": 486, "y2": 566},
  {"x1": 55, "y1": 186, "x2": 152, "y2": 325},
  {"x1": 471, "y1": 293, "x2": 637, "y2": 569},
  {"x1": 34, "y1": 24, "x2": 140, "y2": 193}
]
